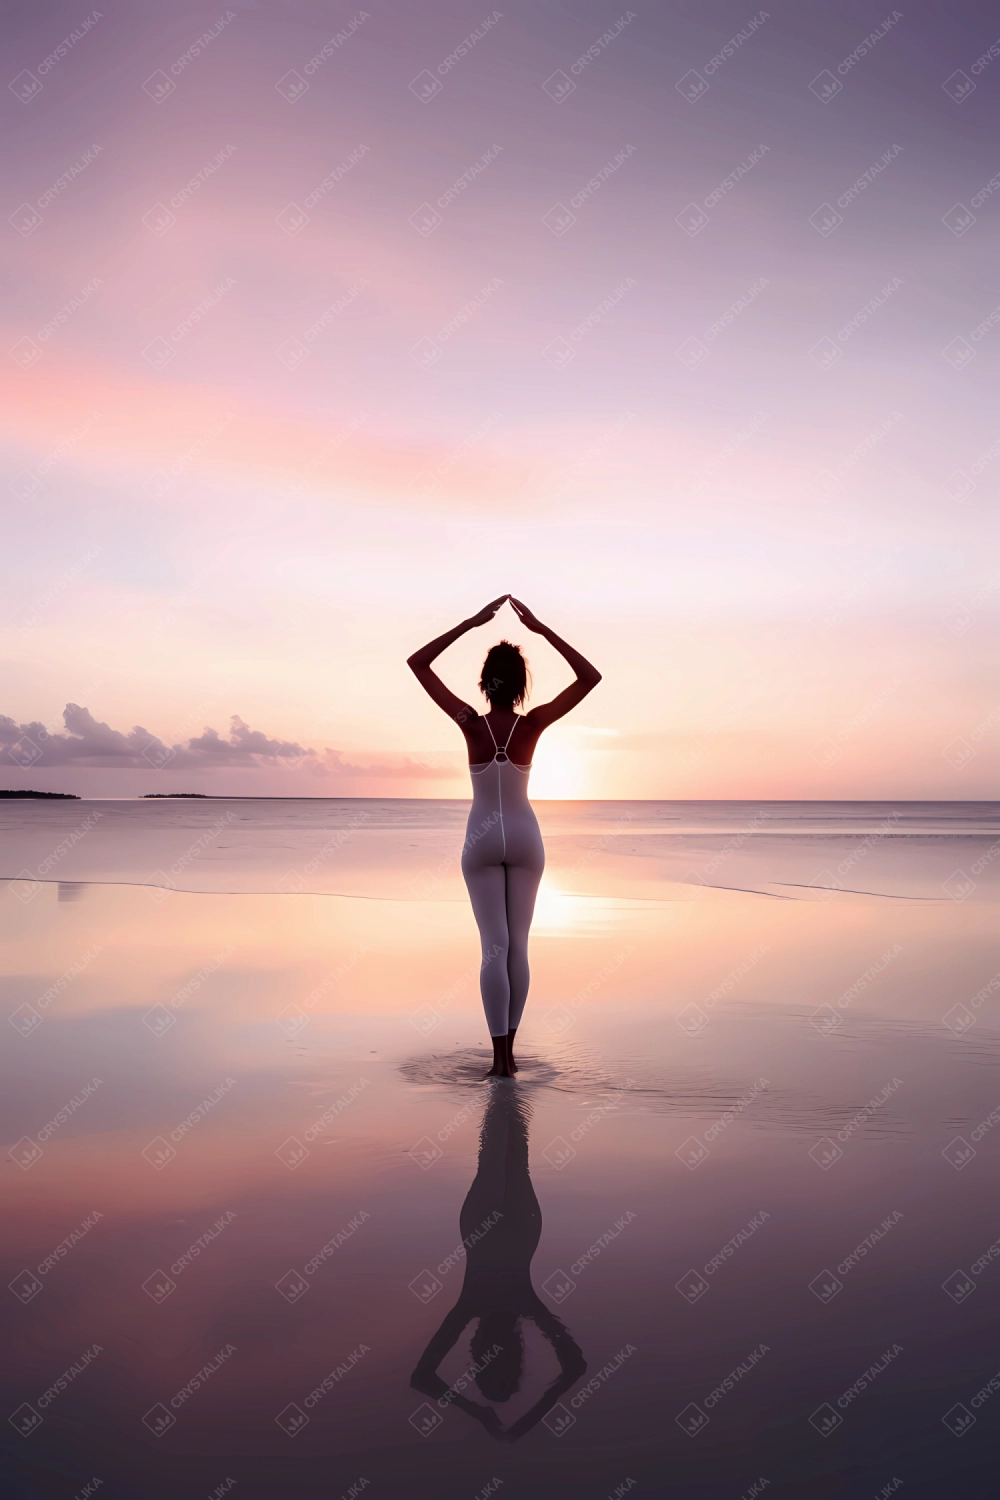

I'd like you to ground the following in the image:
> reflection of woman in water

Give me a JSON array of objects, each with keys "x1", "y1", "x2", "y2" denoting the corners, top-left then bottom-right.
[
  {"x1": 407, "y1": 596, "x2": 601, "y2": 1078},
  {"x1": 410, "y1": 1087, "x2": 586, "y2": 1440}
]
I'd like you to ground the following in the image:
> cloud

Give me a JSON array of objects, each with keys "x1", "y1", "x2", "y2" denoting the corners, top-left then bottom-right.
[
  {"x1": 0, "y1": 356, "x2": 538, "y2": 514},
  {"x1": 0, "y1": 705, "x2": 451, "y2": 778},
  {"x1": 319, "y1": 747, "x2": 451, "y2": 780}
]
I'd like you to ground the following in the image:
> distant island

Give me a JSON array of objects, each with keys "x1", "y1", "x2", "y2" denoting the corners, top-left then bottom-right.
[
  {"x1": 0, "y1": 789, "x2": 80, "y2": 799},
  {"x1": 142, "y1": 792, "x2": 208, "y2": 798}
]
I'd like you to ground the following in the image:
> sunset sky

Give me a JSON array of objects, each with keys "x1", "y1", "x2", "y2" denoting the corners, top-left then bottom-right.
[{"x1": 2, "y1": 0, "x2": 998, "y2": 798}]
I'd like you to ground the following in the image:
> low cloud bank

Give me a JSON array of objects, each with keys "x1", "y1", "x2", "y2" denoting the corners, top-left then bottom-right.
[{"x1": 0, "y1": 704, "x2": 450, "y2": 778}]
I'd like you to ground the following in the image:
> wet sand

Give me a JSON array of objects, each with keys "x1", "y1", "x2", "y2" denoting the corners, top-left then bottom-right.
[{"x1": 3, "y1": 800, "x2": 1000, "y2": 1497}]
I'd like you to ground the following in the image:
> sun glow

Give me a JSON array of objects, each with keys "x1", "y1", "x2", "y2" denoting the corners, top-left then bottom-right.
[
  {"x1": 528, "y1": 729, "x2": 591, "y2": 799},
  {"x1": 530, "y1": 883, "x2": 626, "y2": 935},
  {"x1": 530, "y1": 882, "x2": 593, "y2": 934}
]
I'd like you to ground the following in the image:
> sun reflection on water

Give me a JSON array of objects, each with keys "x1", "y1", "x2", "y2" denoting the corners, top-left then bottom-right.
[{"x1": 531, "y1": 882, "x2": 621, "y2": 935}]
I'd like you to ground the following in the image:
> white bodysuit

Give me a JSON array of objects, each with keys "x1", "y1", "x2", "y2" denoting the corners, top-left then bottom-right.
[{"x1": 461, "y1": 714, "x2": 546, "y2": 1037}]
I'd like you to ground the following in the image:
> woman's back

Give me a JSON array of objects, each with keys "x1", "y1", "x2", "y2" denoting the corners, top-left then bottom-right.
[{"x1": 406, "y1": 595, "x2": 601, "y2": 1076}]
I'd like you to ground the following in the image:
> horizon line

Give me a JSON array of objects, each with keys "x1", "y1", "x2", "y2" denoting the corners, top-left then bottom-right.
[{"x1": 4, "y1": 795, "x2": 999, "y2": 806}]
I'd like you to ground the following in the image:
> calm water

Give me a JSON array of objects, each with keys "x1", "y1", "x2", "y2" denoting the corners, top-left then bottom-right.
[{"x1": 3, "y1": 800, "x2": 1000, "y2": 1498}]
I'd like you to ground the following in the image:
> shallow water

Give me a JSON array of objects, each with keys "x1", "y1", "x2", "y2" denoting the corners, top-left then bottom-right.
[{"x1": 3, "y1": 801, "x2": 1000, "y2": 1497}]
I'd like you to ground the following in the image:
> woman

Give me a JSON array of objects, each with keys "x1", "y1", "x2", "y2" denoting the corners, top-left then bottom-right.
[
  {"x1": 407, "y1": 595, "x2": 601, "y2": 1077},
  {"x1": 410, "y1": 1086, "x2": 586, "y2": 1438}
]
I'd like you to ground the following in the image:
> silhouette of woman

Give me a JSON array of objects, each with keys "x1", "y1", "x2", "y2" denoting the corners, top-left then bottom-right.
[
  {"x1": 407, "y1": 597, "x2": 601, "y2": 1078},
  {"x1": 410, "y1": 1087, "x2": 586, "y2": 1439}
]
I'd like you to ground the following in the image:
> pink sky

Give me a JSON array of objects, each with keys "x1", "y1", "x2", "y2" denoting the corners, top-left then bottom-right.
[{"x1": 2, "y1": 1, "x2": 998, "y2": 797}]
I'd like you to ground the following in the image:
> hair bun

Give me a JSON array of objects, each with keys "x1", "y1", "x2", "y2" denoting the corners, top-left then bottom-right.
[{"x1": 479, "y1": 640, "x2": 531, "y2": 708}]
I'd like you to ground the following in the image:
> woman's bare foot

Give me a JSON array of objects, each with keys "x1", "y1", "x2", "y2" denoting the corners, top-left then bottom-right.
[
  {"x1": 485, "y1": 1036, "x2": 514, "y2": 1078},
  {"x1": 506, "y1": 1028, "x2": 518, "y2": 1073}
]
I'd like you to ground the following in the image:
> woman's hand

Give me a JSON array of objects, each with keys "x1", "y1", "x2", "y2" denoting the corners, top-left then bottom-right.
[
  {"x1": 509, "y1": 597, "x2": 544, "y2": 633},
  {"x1": 467, "y1": 595, "x2": 509, "y2": 628}
]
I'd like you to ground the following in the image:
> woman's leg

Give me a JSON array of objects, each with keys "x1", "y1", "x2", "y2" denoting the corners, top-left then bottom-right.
[
  {"x1": 462, "y1": 860, "x2": 511, "y2": 1039},
  {"x1": 504, "y1": 860, "x2": 544, "y2": 1035}
]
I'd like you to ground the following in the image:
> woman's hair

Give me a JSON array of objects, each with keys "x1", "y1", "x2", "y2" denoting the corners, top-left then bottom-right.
[
  {"x1": 479, "y1": 640, "x2": 530, "y2": 709},
  {"x1": 471, "y1": 1312, "x2": 524, "y2": 1402}
]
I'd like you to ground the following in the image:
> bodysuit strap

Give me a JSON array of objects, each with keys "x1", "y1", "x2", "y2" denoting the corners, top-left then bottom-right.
[{"x1": 483, "y1": 715, "x2": 518, "y2": 759}]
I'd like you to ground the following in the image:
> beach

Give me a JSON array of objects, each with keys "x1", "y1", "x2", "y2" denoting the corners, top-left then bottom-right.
[{"x1": 3, "y1": 799, "x2": 1000, "y2": 1496}]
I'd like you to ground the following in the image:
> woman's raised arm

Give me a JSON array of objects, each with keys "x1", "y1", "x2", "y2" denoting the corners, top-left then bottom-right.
[
  {"x1": 509, "y1": 598, "x2": 601, "y2": 730},
  {"x1": 406, "y1": 596, "x2": 508, "y2": 725}
]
